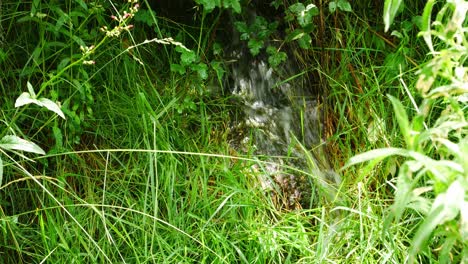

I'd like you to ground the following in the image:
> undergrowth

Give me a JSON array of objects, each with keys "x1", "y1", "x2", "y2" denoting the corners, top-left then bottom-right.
[{"x1": 0, "y1": 0, "x2": 466, "y2": 263}]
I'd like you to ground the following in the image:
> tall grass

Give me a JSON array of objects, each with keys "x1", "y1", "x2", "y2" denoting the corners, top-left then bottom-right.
[{"x1": 0, "y1": 0, "x2": 465, "y2": 263}]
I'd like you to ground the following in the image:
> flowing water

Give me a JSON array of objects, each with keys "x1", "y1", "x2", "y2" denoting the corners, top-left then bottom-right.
[{"x1": 225, "y1": 47, "x2": 340, "y2": 209}]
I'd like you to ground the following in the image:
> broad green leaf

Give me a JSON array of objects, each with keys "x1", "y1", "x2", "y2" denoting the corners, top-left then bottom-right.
[
  {"x1": 37, "y1": 98, "x2": 65, "y2": 119},
  {"x1": 0, "y1": 135, "x2": 46, "y2": 155},
  {"x1": 383, "y1": 0, "x2": 403, "y2": 32},
  {"x1": 388, "y1": 95, "x2": 412, "y2": 149},
  {"x1": 15, "y1": 92, "x2": 36, "y2": 107}
]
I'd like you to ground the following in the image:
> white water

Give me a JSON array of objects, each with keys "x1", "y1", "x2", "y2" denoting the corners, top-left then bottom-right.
[{"x1": 226, "y1": 49, "x2": 340, "y2": 209}]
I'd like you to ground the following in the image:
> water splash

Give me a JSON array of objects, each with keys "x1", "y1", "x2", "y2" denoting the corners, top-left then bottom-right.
[{"x1": 226, "y1": 49, "x2": 340, "y2": 209}]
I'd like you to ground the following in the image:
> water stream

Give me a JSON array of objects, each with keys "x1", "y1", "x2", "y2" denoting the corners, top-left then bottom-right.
[{"x1": 225, "y1": 47, "x2": 340, "y2": 209}]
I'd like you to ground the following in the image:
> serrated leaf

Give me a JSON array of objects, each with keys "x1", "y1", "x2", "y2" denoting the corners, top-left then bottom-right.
[
  {"x1": 37, "y1": 98, "x2": 65, "y2": 119},
  {"x1": 15, "y1": 92, "x2": 36, "y2": 107},
  {"x1": 0, "y1": 135, "x2": 46, "y2": 155}
]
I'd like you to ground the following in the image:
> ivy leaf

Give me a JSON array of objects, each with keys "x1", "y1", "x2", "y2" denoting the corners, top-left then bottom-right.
[{"x1": 0, "y1": 135, "x2": 46, "y2": 155}]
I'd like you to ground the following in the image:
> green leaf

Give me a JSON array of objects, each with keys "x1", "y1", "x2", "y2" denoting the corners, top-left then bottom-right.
[
  {"x1": 337, "y1": 0, "x2": 352, "y2": 12},
  {"x1": 37, "y1": 98, "x2": 65, "y2": 119},
  {"x1": 234, "y1": 21, "x2": 248, "y2": 34},
  {"x1": 0, "y1": 135, "x2": 46, "y2": 155},
  {"x1": 388, "y1": 95, "x2": 412, "y2": 149},
  {"x1": 248, "y1": 39, "x2": 263, "y2": 56},
  {"x1": 27, "y1": 81, "x2": 36, "y2": 97},
  {"x1": 410, "y1": 181, "x2": 464, "y2": 256},
  {"x1": 329, "y1": 2, "x2": 337, "y2": 12},
  {"x1": 343, "y1": 147, "x2": 408, "y2": 169},
  {"x1": 297, "y1": 33, "x2": 311, "y2": 49},
  {"x1": 383, "y1": 0, "x2": 403, "y2": 32},
  {"x1": 180, "y1": 50, "x2": 197, "y2": 66},
  {"x1": 223, "y1": 0, "x2": 241, "y2": 13},
  {"x1": 170, "y1": 64, "x2": 186, "y2": 75},
  {"x1": 420, "y1": 0, "x2": 436, "y2": 52},
  {"x1": 191, "y1": 63, "x2": 208, "y2": 80},
  {"x1": 15, "y1": 89, "x2": 66, "y2": 119},
  {"x1": 15, "y1": 92, "x2": 36, "y2": 107}
]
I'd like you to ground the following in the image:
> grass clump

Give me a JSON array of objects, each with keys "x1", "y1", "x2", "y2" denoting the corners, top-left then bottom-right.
[{"x1": 0, "y1": 0, "x2": 466, "y2": 263}]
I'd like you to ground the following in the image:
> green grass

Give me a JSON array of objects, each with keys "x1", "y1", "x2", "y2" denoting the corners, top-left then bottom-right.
[{"x1": 1, "y1": 0, "x2": 466, "y2": 263}]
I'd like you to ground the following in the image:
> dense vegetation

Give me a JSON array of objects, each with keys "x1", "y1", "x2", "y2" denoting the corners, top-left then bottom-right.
[{"x1": 0, "y1": 0, "x2": 466, "y2": 263}]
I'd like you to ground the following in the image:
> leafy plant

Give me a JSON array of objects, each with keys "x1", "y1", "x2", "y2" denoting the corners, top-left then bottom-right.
[
  {"x1": 171, "y1": 46, "x2": 208, "y2": 80},
  {"x1": 345, "y1": 0, "x2": 468, "y2": 261}
]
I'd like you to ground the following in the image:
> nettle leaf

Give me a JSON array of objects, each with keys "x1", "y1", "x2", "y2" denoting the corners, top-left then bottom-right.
[{"x1": 0, "y1": 135, "x2": 46, "y2": 155}]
